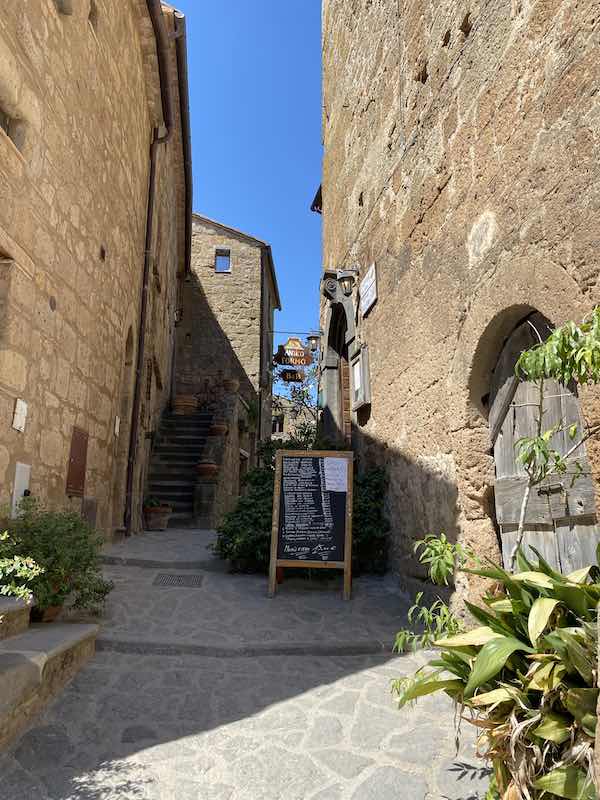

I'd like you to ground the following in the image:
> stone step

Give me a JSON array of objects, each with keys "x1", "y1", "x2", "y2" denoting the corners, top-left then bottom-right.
[
  {"x1": 0, "y1": 623, "x2": 98, "y2": 750},
  {"x1": 0, "y1": 598, "x2": 31, "y2": 641},
  {"x1": 147, "y1": 478, "x2": 196, "y2": 488},
  {"x1": 148, "y1": 489, "x2": 194, "y2": 501},
  {"x1": 149, "y1": 470, "x2": 197, "y2": 482}
]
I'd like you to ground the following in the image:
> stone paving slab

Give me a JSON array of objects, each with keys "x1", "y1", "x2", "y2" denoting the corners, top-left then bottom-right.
[
  {"x1": 0, "y1": 529, "x2": 491, "y2": 798},
  {"x1": 98, "y1": 530, "x2": 412, "y2": 652},
  {"x1": 0, "y1": 650, "x2": 489, "y2": 800}
]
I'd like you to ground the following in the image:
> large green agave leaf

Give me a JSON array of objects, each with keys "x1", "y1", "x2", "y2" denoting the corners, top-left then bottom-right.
[
  {"x1": 533, "y1": 766, "x2": 596, "y2": 799},
  {"x1": 435, "y1": 626, "x2": 502, "y2": 648},
  {"x1": 464, "y1": 636, "x2": 534, "y2": 699},
  {"x1": 556, "y1": 629, "x2": 594, "y2": 684},
  {"x1": 512, "y1": 571, "x2": 554, "y2": 589},
  {"x1": 532, "y1": 712, "x2": 571, "y2": 744},
  {"x1": 528, "y1": 597, "x2": 559, "y2": 645},
  {"x1": 393, "y1": 671, "x2": 464, "y2": 709}
]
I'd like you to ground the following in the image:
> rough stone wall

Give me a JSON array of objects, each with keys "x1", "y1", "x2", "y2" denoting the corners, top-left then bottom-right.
[
  {"x1": 321, "y1": 0, "x2": 600, "y2": 595},
  {"x1": 176, "y1": 216, "x2": 266, "y2": 424},
  {"x1": 0, "y1": 0, "x2": 184, "y2": 536}
]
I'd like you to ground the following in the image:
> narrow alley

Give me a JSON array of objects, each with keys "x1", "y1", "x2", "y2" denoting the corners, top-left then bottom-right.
[{"x1": 0, "y1": 530, "x2": 488, "y2": 800}]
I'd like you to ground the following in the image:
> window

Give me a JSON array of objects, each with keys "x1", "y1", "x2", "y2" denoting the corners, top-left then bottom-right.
[
  {"x1": 272, "y1": 416, "x2": 284, "y2": 435},
  {"x1": 215, "y1": 249, "x2": 231, "y2": 273}
]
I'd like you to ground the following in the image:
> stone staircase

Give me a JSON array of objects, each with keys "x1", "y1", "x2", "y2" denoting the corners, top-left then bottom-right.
[
  {"x1": 147, "y1": 409, "x2": 213, "y2": 527},
  {"x1": 0, "y1": 597, "x2": 97, "y2": 750}
]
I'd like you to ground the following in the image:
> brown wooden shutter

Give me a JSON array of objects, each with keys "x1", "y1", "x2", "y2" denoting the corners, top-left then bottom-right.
[{"x1": 66, "y1": 427, "x2": 88, "y2": 497}]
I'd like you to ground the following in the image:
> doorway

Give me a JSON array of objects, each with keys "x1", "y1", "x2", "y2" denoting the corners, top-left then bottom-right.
[{"x1": 489, "y1": 312, "x2": 600, "y2": 572}]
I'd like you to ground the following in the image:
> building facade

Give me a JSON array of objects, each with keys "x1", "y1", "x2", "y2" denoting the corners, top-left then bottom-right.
[
  {"x1": 175, "y1": 214, "x2": 281, "y2": 445},
  {"x1": 272, "y1": 394, "x2": 316, "y2": 442},
  {"x1": 0, "y1": 0, "x2": 191, "y2": 537},
  {"x1": 318, "y1": 0, "x2": 600, "y2": 590}
]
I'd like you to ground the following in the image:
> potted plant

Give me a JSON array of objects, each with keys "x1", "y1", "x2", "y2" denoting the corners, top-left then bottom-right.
[
  {"x1": 143, "y1": 497, "x2": 173, "y2": 530},
  {"x1": 196, "y1": 459, "x2": 219, "y2": 480},
  {"x1": 173, "y1": 394, "x2": 197, "y2": 415},
  {"x1": 209, "y1": 416, "x2": 229, "y2": 436},
  {"x1": 6, "y1": 499, "x2": 113, "y2": 622}
]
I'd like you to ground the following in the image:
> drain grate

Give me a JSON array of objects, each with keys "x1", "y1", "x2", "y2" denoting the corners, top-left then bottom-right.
[{"x1": 153, "y1": 573, "x2": 204, "y2": 588}]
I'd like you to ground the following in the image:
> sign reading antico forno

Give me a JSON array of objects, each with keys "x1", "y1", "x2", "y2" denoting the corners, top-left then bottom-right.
[{"x1": 273, "y1": 337, "x2": 313, "y2": 368}]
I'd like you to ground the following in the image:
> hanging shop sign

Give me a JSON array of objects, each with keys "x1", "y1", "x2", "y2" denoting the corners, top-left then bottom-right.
[
  {"x1": 268, "y1": 450, "x2": 354, "y2": 600},
  {"x1": 359, "y1": 262, "x2": 378, "y2": 316},
  {"x1": 274, "y1": 337, "x2": 313, "y2": 368},
  {"x1": 280, "y1": 368, "x2": 305, "y2": 383}
]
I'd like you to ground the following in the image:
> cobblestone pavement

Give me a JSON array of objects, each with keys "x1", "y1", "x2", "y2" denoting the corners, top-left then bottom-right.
[{"x1": 0, "y1": 530, "x2": 490, "y2": 799}]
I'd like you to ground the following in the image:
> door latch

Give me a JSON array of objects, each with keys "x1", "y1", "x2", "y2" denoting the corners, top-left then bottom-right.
[{"x1": 538, "y1": 483, "x2": 564, "y2": 497}]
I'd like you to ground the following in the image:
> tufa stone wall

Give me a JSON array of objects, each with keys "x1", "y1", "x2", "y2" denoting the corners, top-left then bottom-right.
[
  {"x1": 320, "y1": 0, "x2": 600, "y2": 596},
  {"x1": 0, "y1": 1, "x2": 186, "y2": 536},
  {"x1": 176, "y1": 215, "x2": 278, "y2": 444}
]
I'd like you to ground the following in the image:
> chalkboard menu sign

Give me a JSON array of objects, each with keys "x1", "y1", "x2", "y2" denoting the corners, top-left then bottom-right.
[{"x1": 268, "y1": 451, "x2": 354, "y2": 600}]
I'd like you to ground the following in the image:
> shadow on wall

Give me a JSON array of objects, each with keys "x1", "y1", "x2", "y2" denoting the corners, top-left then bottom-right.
[{"x1": 175, "y1": 271, "x2": 258, "y2": 408}]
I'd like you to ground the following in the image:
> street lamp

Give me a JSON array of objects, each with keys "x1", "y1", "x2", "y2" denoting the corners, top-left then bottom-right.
[
  {"x1": 337, "y1": 268, "x2": 359, "y2": 295},
  {"x1": 307, "y1": 332, "x2": 321, "y2": 352}
]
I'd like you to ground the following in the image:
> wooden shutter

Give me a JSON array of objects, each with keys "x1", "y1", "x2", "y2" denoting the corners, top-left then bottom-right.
[
  {"x1": 66, "y1": 427, "x2": 88, "y2": 497},
  {"x1": 490, "y1": 315, "x2": 600, "y2": 572}
]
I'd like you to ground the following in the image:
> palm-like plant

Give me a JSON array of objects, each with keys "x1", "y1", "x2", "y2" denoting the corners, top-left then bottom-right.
[{"x1": 393, "y1": 547, "x2": 599, "y2": 799}]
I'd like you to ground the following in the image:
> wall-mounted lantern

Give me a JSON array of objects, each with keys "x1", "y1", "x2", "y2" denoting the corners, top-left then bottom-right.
[
  {"x1": 307, "y1": 332, "x2": 321, "y2": 352},
  {"x1": 337, "y1": 269, "x2": 359, "y2": 296}
]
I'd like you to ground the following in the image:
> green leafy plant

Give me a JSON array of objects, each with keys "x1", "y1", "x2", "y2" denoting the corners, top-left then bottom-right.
[
  {"x1": 414, "y1": 532, "x2": 473, "y2": 586},
  {"x1": 0, "y1": 531, "x2": 43, "y2": 603},
  {"x1": 393, "y1": 547, "x2": 600, "y2": 799},
  {"x1": 144, "y1": 497, "x2": 170, "y2": 509},
  {"x1": 6, "y1": 499, "x2": 113, "y2": 612},
  {"x1": 352, "y1": 466, "x2": 390, "y2": 575},
  {"x1": 395, "y1": 591, "x2": 463, "y2": 652}
]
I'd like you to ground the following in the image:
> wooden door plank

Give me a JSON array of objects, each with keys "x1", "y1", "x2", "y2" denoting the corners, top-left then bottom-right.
[
  {"x1": 556, "y1": 520, "x2": 600, "y2": 573},
  {"x1": 500, "y1": 524, "x2": 560, "y2": 571}
]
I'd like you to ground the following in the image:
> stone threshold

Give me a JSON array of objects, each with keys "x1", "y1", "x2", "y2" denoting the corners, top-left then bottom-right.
[
  {"x1": 96, "y1": 636, "x2": 393, "y2": 658},
  {"x1": 101, "y1": 555, "x2": 226, "y2": 572}
]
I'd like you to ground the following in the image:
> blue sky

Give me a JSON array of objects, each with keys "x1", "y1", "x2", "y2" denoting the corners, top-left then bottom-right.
[{"x1": 174, "y1": 1, "x2": 323, "y2": 349}]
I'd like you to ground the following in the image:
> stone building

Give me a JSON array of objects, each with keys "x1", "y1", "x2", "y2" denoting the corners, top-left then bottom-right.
[
  {"x1": 175, "y1": 214, "x2": 281, "y2": 444},
  {"x1": 0, "y1": 0, "x2": 192, "y2": 537},
  {"x1": 272, "y1": 394, "x2": 316, "y2": 442},
  {"x1": 318, "y1": 0, "x2": 600, "y2": 589}
]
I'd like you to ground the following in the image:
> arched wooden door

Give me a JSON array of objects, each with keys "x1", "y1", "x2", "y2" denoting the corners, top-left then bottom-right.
[{"x1": 489, "y1": 313, "x2": 600, "y2": 572}]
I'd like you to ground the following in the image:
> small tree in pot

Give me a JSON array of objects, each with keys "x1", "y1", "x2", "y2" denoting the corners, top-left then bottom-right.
[{"x1": 143, "y1": 497, "x2": 173, "y2": 531}]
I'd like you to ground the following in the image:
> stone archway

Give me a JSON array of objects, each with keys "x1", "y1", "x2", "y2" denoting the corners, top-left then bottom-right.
[{"x1": 320, "y1": 275, "x2": 357, "y2": 446}]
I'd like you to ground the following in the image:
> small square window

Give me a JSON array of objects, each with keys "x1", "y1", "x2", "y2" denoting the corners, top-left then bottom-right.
[{"x1": 215, "y1": 249, "x2": 231, "y2": 273}]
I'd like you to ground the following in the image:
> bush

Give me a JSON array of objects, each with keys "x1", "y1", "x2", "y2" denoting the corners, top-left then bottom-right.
[
  {"x1": 213, "y1": 446, "x2": 390, "y2": 576},
  {"x1": 6, "y1": 500, "x2": 113, "y2": 613},
  {"x1": 352, "y1": 466, "x2": 389, "y2": 575},
  {"x1": 393, "y1": 546, "x2": 600, "y2": 799},
  {"x1": 0, "y1": 531, "x2": 43, "y2": 602}
]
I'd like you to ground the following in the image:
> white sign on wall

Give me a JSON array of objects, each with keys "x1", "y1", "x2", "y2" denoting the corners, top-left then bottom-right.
[
  {"x1": 12, "y1": 462, "x2": 31, "y2": 517},
  {"x1": 12, "y1": 399, "x2": 27, "y2": 432},
  {"x1": 359, "y1": 263, "x2": 377, "y2": 316}
]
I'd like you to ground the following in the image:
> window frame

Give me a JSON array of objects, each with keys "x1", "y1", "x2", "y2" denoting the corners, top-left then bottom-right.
[{"x1": 215, "y1": 248, "x2": 232, "y2": 274}]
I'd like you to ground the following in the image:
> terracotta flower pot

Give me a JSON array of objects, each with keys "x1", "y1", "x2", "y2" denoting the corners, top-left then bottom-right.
[
  {"x1": 31, "y1": 605, "x2": 63, "y2": 623},
  {"x1": 144, "y1": 506, "x2": 172, "y2": 531},
  {"x1": 196, "y1": 461, "x2": 219, "y2": 480},
  {"x1": 209, "y1": 420, "x2": 229, "y2": 436},
  {"x1": 173, "y1": 395, "x2": 197, "y2": 416}
]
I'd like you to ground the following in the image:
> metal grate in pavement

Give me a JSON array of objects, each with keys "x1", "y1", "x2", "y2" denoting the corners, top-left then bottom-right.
[{"x1": 152, "y1": 573, "x2": 204, "y2": 588}]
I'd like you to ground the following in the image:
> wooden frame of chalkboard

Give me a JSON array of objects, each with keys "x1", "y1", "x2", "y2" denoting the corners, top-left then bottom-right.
[{"x1": 268, "y1": 450, "x2": 354, "y2": 600}]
